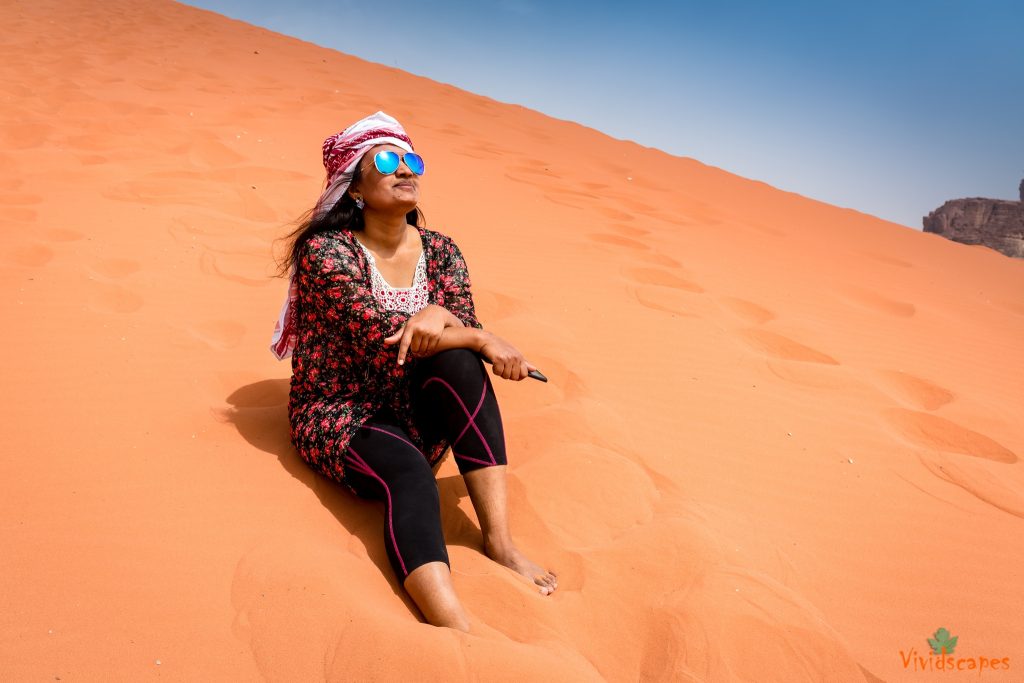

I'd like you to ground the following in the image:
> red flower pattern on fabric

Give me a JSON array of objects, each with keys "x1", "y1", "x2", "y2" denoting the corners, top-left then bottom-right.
[{"x1": 288, "y1": 226, "x2": 484, "y2": 493}]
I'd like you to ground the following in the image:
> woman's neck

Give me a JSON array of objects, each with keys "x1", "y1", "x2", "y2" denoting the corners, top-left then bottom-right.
[{"x1": 360, "y1": 212, "x2": 410, "y2": 255}]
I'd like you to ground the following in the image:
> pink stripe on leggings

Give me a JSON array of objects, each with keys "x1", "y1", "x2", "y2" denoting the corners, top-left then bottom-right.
[
  {"x1": 421, "y1": 375, "x2": 497, "y2": 466},
  {"x1": 360, "y1": 423, "x2": 421, "y2": 454},
  {"x1": 344, "y1": 446, "x2": 408, "y2": 576}
]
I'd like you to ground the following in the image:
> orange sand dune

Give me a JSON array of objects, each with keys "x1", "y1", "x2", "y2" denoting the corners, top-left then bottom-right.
[{"x1": 3, "y1": 1, "x2": 1022, "y2": 680}]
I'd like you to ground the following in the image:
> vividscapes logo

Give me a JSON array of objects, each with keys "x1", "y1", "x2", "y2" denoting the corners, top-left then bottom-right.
[{"x1": 899, "y1": 627, "x2": 1011, "y2": 674}]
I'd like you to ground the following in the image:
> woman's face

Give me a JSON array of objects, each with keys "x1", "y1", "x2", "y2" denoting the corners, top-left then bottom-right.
[{"x1": 351, "y1": 143, "x2": 421, "y2": 214}]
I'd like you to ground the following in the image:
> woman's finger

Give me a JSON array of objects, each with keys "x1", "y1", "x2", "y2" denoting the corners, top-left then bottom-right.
[
  {"x1": 397, "y1": 326, "x2": 415, "y2": 365},
  {"x1": 411, "y1": 333, "x2": 424, "y2": 356},
  {"x1": 384, "y1": 325, "x2": 404, "y2": 345}
]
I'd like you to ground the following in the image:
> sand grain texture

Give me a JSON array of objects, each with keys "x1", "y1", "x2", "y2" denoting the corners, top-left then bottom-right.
[{"x1": 3, "y1": 1, "x2": 1022, "y2": 681}]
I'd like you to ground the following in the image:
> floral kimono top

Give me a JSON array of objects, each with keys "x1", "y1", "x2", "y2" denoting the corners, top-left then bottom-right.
[{"x1": 288, "y1": 225, "x2": 484, "y2": 489}]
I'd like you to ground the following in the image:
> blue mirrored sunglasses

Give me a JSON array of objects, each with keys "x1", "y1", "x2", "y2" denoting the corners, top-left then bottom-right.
[{"x1": 373, "y1": 150, "x2": 425, "y2": 176}]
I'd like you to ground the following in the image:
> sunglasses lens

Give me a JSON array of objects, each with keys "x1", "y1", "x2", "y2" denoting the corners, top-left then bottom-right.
[
  {"x1": 404, "y1": 153, "x2": 425, "y2": 176},
  {"x1": 374, "y1": 150, "x2": 399, "y2": 174}
]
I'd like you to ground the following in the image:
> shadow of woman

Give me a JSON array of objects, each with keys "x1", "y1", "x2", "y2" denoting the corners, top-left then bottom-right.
[{"x1": 219, "y1": 378, "x2": 489, "y2": 619}]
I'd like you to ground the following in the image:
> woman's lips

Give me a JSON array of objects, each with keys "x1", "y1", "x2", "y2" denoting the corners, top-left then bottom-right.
[{"x1": 394, "y1": 183, "x2": 415, "y2": 190}]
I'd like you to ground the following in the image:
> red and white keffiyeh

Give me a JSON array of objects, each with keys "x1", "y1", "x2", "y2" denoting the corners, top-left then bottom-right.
[{"x1": 269, "y1": 111, "x2": 415, "y2": 360}]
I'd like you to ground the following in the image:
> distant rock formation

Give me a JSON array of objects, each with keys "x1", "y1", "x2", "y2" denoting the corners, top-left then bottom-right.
[{"x1": 922, "y1": 179, "x2": 1024, "y2": 258}]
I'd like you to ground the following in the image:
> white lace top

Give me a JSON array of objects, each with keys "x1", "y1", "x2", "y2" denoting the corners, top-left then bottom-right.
[{"x1": 356, "y1": 240, "x2": 431, "y2": 314}]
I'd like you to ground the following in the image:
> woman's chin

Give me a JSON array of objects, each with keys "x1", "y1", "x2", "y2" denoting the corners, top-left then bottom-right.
[{"x1": 393, "y1": 196, "x2": 419, "y2": 213}]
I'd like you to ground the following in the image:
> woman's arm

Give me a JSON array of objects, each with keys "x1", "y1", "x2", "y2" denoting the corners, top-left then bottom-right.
[
  {"x1": 375, "y1": 233, "x2": 481, "y2": 363},
  {"x1": 421, "y1": 326, "x2": 538, "y2": 382},
  {"x1": 422, "y1": 325, "x2": 492, "y2": 355}
]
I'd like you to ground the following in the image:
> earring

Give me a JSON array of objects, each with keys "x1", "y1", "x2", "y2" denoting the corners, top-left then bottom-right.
[{"x1": 354, "y1": 196, "x2": 365, "y2": 209}]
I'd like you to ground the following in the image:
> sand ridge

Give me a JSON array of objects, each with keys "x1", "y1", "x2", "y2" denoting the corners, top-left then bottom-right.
[{"x1": 3, "y1": 0, "x2": 1023, "y2": 680}]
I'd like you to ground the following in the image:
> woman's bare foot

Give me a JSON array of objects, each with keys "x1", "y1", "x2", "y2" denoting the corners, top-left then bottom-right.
[
  {"x1": 484, "y1": 538, "x2": 558, "y2": 595},
  {"x1": 461, "y1": 466, "x2": 557, "y2": 595}
]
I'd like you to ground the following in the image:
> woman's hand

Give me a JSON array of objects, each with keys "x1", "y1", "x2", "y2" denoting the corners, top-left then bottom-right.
[
  {"x1": 384, "y1": 304, "x2": 460, "y2": 365},
  {"x1": 479, "y1": 334, "x2": 538, "y2": 381}
]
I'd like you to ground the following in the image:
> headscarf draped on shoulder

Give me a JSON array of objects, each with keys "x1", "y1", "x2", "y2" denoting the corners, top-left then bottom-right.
[{"x1": 269, "y1": 111, "x2": 415, "y2": 360}]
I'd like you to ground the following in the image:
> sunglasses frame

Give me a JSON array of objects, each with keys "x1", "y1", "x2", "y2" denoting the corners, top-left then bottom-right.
[{"x1": 372, "y1": 150, "x2": 425, "y2": 176}]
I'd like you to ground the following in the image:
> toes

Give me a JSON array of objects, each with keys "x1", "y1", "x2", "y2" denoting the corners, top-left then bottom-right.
[{"x1": 538, "y1": 573, "x2": 557, "y2": 590}]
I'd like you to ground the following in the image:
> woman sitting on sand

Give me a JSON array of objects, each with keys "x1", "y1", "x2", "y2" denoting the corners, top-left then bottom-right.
[{"x1": 270, "y1": 111, "x2": 557, "y2": 631}]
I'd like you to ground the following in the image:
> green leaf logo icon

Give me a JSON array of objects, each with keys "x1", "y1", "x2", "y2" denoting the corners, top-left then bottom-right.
[{"x1": 927, "y1": 627, "x2": 958, "y2": 655}]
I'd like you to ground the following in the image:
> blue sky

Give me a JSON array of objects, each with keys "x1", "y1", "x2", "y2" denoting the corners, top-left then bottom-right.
[{"x1": 181, "y1": 0, "x2": 1023, "y2": 228}]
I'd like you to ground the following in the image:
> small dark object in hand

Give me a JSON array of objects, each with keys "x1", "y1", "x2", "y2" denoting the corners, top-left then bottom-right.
[{"x1": 477, "y1": 354, "x2": 547, "y2": 382}]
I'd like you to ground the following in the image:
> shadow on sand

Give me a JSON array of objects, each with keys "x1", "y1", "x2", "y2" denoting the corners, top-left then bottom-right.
[{"x1": 220, "y1": 377, "x2": 487, "y2": 619}]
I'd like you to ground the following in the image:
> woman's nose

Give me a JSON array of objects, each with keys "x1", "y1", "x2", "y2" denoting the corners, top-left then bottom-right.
[{"x1": 394, "y1": 161, "x2": 413, "y2": 177}]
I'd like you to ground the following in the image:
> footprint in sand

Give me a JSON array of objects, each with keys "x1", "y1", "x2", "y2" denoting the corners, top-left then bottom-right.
[
  {"x1": 585, "y1": 232, "x2": 649, "y2": 250},
  {"x1": 597, "y1": 206, "x2": 634, "y2": 222},
  {"x1": 623, "y1": 267, "x2": 704, "y2": 293},
  {"x1": 206, "y1": 166, "x2": 313, "y2": 185},
  {"x1": 836, "y1": 285, "x2": 916, "y2": 318},
  {"x1": 542, "y1": 189, "x2": 597, "y2": 210},
  {"x1": 735, "y1": 328, "x2": 840, "y2": 365},
  {"x1": 505, "y1": 355, "x2": 588, "y2": 403},
  {"x1": 0, "y1": 191, "x2": 43, "y2": 205},
  {"x1": 102, "y1": 174, "x2": 221, "y2": 205},
  {"x1": 434, "y1": 122, "x2": 466, "y2": 138},
  {"x1": 873, "y1": 370, "x2": 955, "y2": 411},
  {"x1": 88, "y1": 280, "x2": 144, "y2": 313},
  {"x1": 746, "y1": 222, "x2": 787, "y2": 237},
  {"x1": 918, "y1": 453, "x2": 1024, "y2": 518},
  {"x1": 0, "y1": 121, "x2": 51, "y2": 150},
  {"x1": 5, "y1": 244, "x2": 54, "y2": 267},
  {"x1": 763, "y1": 358, "x2": 850, "y2": 389},
  {"x1": 456, "y1": 141, "x2": 506, "y2": 159},
  {"x1": 188, "y1": 138, "x2": 247, "y2": 168},
  {"x1": 635, "y1": 251, "x2": 681, "y2": 268},
  {"x1": 623, "y1": 266, "x2": 705, "y2": 316},
  {"x1": 64, "y1": 133, "x2": 120, "y2": 152},
  {"x1": 75, "y1": 154, "x2": 108, "y2": 166},
  {"x1": 89, "y1": 257, "x2": 141, "y2": 279},
  {"x1": 235, "y1": 186, "x2": 287, "y2": 223},
  {"x1": 718, "y1": 296, "x2": 777, "y2": 325},
  {"x1": 506, "y1": 163, "x2": 560, "y2": 178},
  {"x1": 4, "y1": 207, "x2": 37, "y2": 222},
  {"x1": 0, "y1": 189, "x2": 43, "y2": 223},
  {"x1": 471, "y1": 288, "x2": 530, "y2": 323},
  {"x1": 199, "y1": 250, "x2": 274, "y2": 287},
  {"x1": 608, "y1": 223, "x2": 651, "y2": 238},
  {"x1": 515, "y1": 444, "x2": 658, "y2": 548},
  {"x1": 614, "y1": 196, "x2": 660, "y2": 214},
  {"x1": 884, "y1": 408, "x2": 1017, "y2": 463},
  {"x1": 189, "y1": 319, "x2": 246, "y2": 350},
  {"x1": 632, "y1": 286, "x2": 701, "y2": 317},
  {"x1": 42, "y1": 228, "x2": 86, "y2": 243},
  {"x1": 859, "y1": 251, "x2": 913, "y2": 269}
]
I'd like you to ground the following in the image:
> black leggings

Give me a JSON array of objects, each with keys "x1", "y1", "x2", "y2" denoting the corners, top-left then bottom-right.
[{"x1": 342, "y1": 348, "x2": 507, "y2": 583}]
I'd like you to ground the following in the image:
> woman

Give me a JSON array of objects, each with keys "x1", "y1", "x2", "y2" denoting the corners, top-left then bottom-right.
[{"x1": 270, "y1": 112, "x2": 557, "y2": 632}]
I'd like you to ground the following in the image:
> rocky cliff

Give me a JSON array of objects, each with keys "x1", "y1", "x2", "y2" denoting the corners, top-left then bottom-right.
[{"x1": 922, "y1": 179, "x2": 1024, "y2": 258}]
